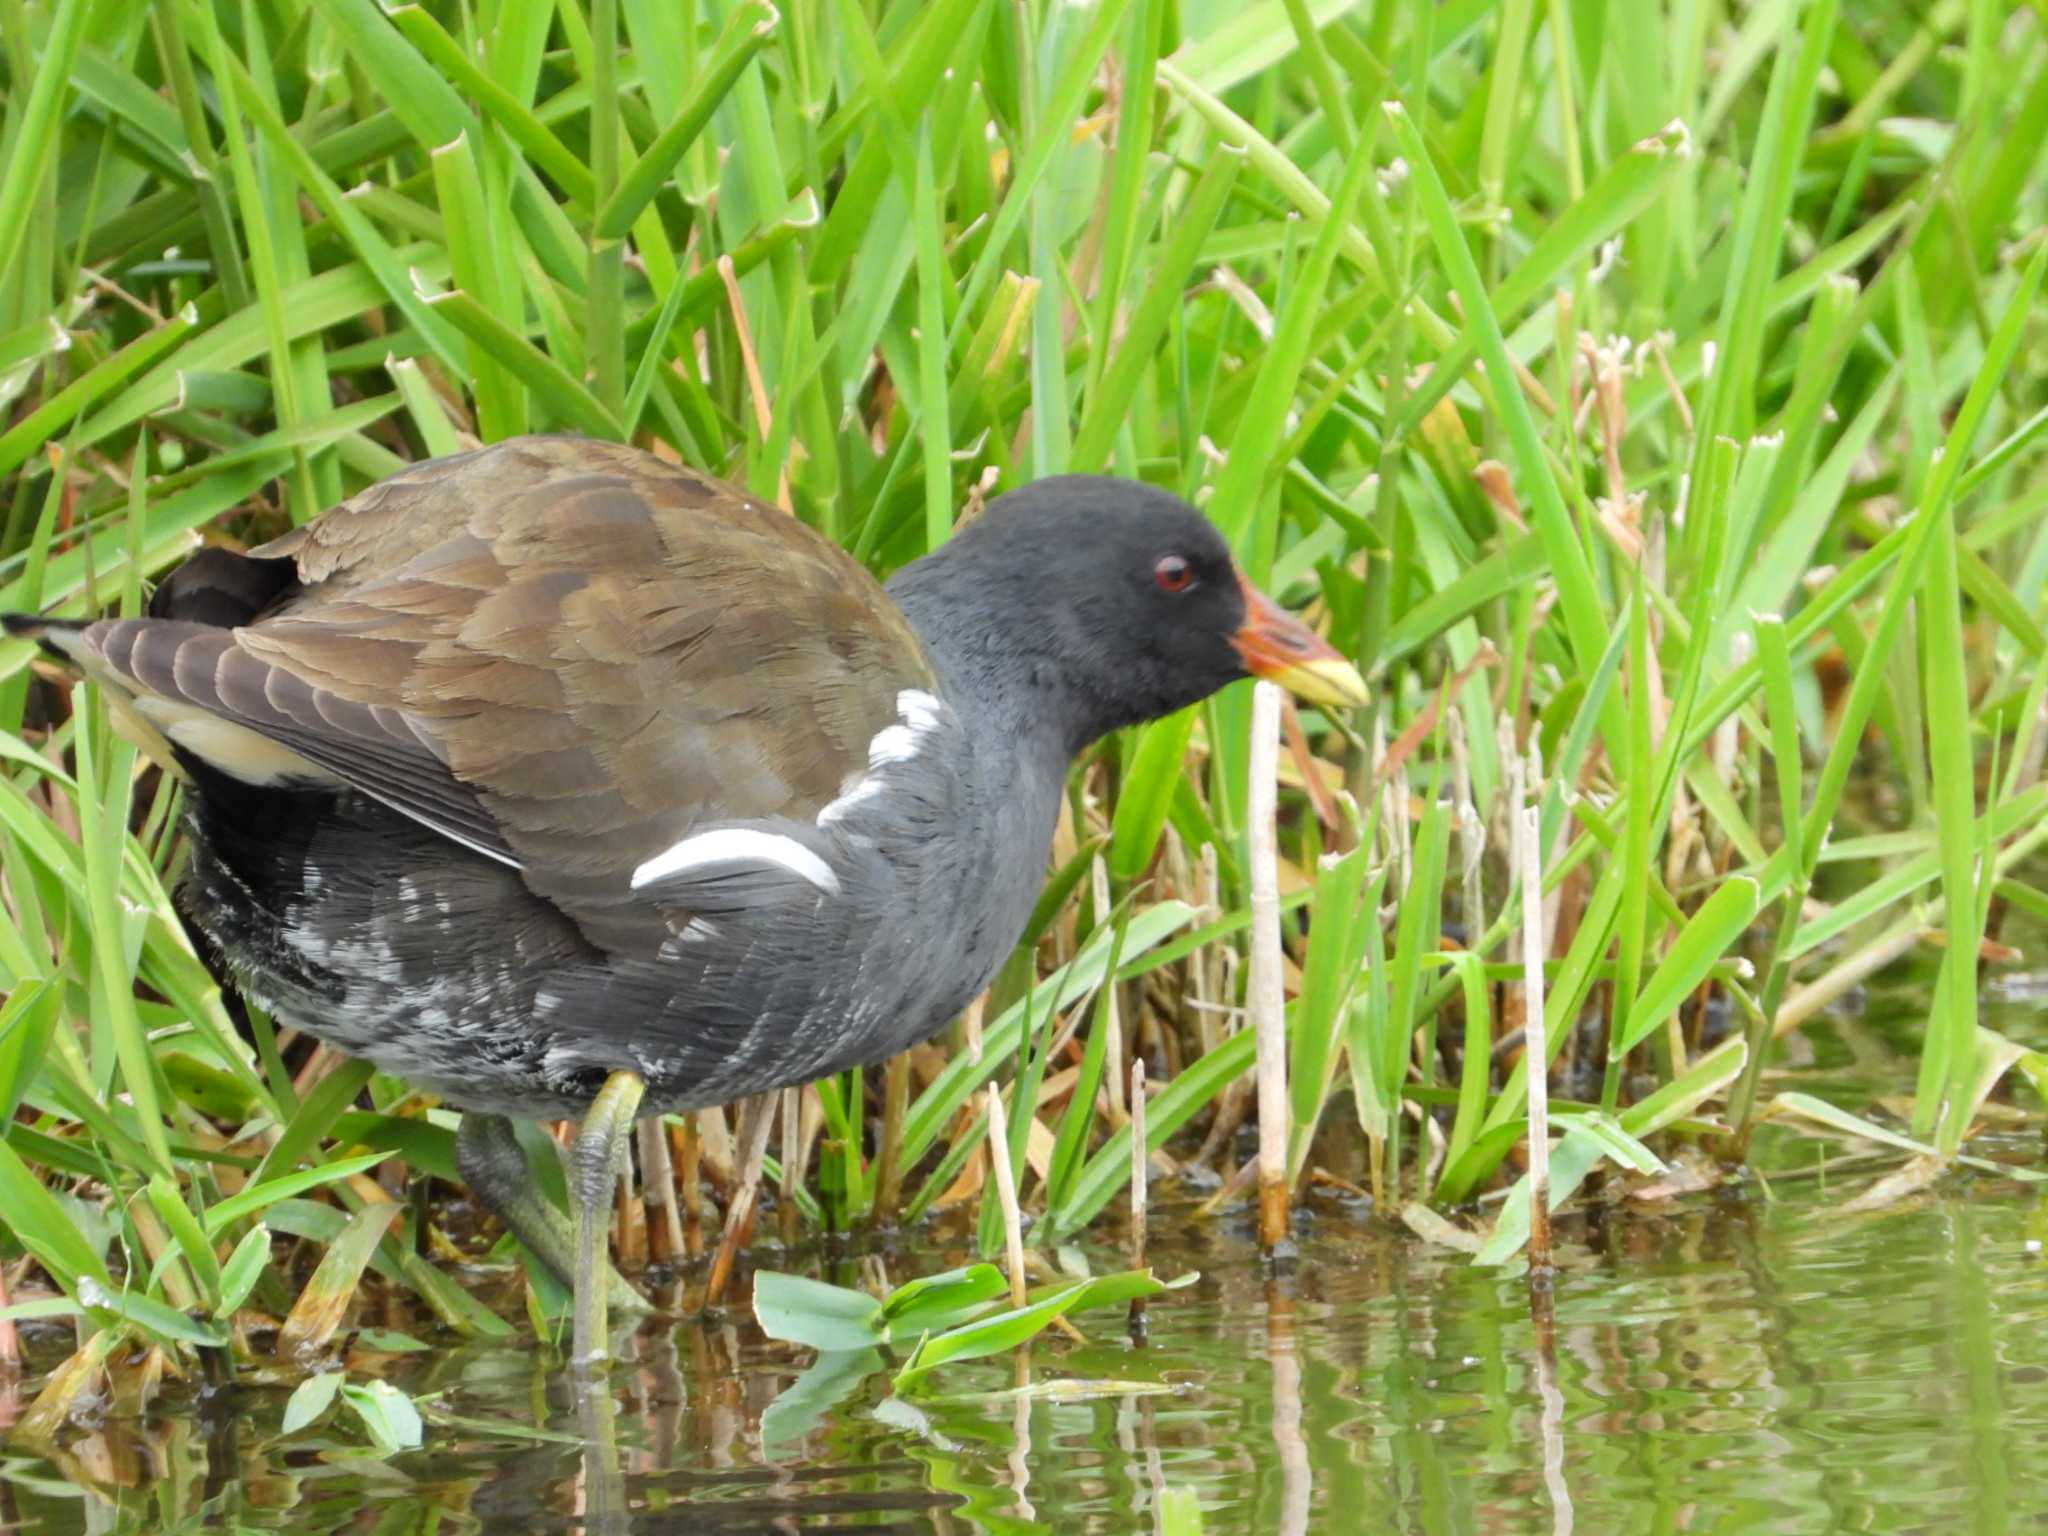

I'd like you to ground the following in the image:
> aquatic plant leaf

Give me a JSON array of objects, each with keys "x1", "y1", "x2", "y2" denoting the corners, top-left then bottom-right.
[
  {"x1": 881, "y1": 1264, "x2": 1009, "y2": 1343},
  {"x1": 1472, "y1": 1129, "x2": 1608, "y2": 1268},
  {"x1": 250, "y1": 1059, "x2": 377, "y2": 1192},
  {"x1": 753, "y1": 1271, "x2": 885, "y2": 1352},
  {"x1": 278, "y1": 1201, "x2": 402, "y2": 1360},
  {"x1": 146, "y1": 1174, "x2": 221, "y2": 1306},
  {"x1": 282, "y1": 1371, "x2": 343, "y2": 1434},
  {"x1": 1622, "y1": 1043, "x2": 1747, "y2": 1138},
  {"x1": 900, "y1": 902, "x2": 1197, "y2": 1176},
  {"x1": 1110, "y1": 708, "x2": 1199, "y2": 880},
  {"x1": 340, "y1": 1379, "x2": 425, "y2": 1454},
  {"x1": 1561, "y1": 1111, "x2": 1666, "y2": 1176},
  {"x1": 1763, "y1": 1092, "x2": 1934, "y2": 1157},
  {"x1": 894, "y1": 1271, "x2": 1184, "y2": 1387},
  {"x1": 352, "y1": 1328, "x2": 431, "y2": 1354},
  {"x1": 1028, "y1": 1268, "x2": 1192, "y2": 1312},
  {"x1": 0, "y1": 1139, "x2": 112, "y2": 1295},
  {"x1": 892, "y1": 1287, "x2": 1082, "y2": 1388}
]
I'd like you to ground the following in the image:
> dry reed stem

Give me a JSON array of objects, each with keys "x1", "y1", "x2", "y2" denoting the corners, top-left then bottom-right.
[
  {"x1": 874, "y1": 1051, "x2": 913, "y2": 1221},
  {"x1": 697, "y1": 1105, "x2": 735, "y2": 1192},
  {"x1": 0, "y1": 1261, "x2": 20, "y2": 1377},
  {"x1": 614, "y1": 1135, "x2": 646, "y2": 1272},
  {"x1": 964, "y1": 991, "x2": 985, "y2": 1063},
  {"x1": 985, "y1": 1087, "x2": 1029, "y2": 1310},
  {"x1": 703, "y1": 1093, "x2": 775, "y2": 1309},
  {"x1": 675, "y1": 1118, "x2": 703, "y2": 1259},
  {"x1": 639, "y1": 1118, "x2": 683, "y2": 1265},
  {"x1": 778, "y1": 1087, "x2": 801, "y2": 1247},
  {"x1": 1248, "y1": 680, "x2": 1290, "y2": 1250},
  {"x1": 1129, "y1": 1058, "x2": 1150, "y2": 1335},
  {"x1": 1450, "y1": 709, "x2": 1486, "y2": 953},
  {"x1": 1518, "y1": 794, "x2": 1553, "y2": 1276},
  {"x1": 1091, "y1": 855, "x2": 1126, "y2": 1119},
  {"x1": 716, "y1": 254, "x2": 788, "y2": 511}
]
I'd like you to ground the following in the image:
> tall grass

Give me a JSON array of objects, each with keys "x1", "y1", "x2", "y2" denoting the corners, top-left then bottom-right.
[{"x1": 1, "y1": 0, "x2": 2047, "y2": 1421}]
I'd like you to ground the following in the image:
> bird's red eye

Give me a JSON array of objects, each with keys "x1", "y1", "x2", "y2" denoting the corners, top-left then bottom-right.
[{"x1": 1153, "y1": 555, "x2": 1195, "y2": 594}]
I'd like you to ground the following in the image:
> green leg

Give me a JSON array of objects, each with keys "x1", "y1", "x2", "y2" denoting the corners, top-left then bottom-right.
[
  {"x1": 572, "y1": 1071, "x2": 647, "y2": 1370},
  {"x1": 453, "y1": 1110, "x2": 649, "y2": 1320}
]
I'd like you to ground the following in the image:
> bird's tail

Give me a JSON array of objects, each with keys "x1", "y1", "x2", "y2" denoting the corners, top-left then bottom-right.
[{"x1": 2, "y1": 611, "x2": 92, "y2": 664}]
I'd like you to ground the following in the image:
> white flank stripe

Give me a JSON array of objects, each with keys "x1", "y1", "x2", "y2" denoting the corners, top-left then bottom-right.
[
  {"x1": 897, "y1": 688, "x2": 944, "y2": 732},
  {"x1": 631, "y1": 828, "x2": 840, "y2": 894},
  {"x1": 818, "y1": 689, "x2": 950, "y2": 826},
  {"x1": 867, "y1": 723, "x2": 919, "y2": 766},
  {"x1": 817, "y1": 777, "x2": 884, "y2": 827}
]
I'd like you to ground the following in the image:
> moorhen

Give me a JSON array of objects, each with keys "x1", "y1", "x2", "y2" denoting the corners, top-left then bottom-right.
[{"x1": 6, "y1": 436, "x2": 1367, "y2": 1363}]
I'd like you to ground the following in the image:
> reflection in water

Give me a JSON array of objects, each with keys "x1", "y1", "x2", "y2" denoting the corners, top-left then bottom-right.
[
  {"x1": 1528, "y1": 1280, "x2": 1573, "y2": 1536},
  {"x1": 1007, "y1": 1351, "x2": 1035, "y2": 1528},
  {"x1": 1266, "y1": 1279, "x2": 1311, "y2": 1536},
  {"x1": 17, "y1": 958, "x2": 2048, "y2": 1536},
  {"x1": 7, "y1": 1166, "x2": 2047, "y2": 1533}
]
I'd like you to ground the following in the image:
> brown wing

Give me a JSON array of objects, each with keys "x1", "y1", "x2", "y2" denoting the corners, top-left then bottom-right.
[{"x1": 87, "y1": 436, "x2": 935, "y2": 905}]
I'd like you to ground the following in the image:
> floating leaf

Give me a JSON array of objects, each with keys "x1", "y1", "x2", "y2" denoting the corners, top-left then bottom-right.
[
  {"x1": 282, "y1": 1371, "x2": 344, "y2": 1435},
  {"x1": 880, "y1": 1264, "x2": 1010, "y2": 1343},
  {"x1": 340, "y1": 1379, "x2": 425, "y2": 1454},
  {"x1": 753, "y1": 1271, "x2": 885, "y2": 1353}
]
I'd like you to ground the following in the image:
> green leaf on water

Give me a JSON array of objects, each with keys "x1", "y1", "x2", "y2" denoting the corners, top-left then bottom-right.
[
  {"x1": 353, "y1": 1329, "x2": 432, "y2": 1354},
  {"x1": 340, "y1": 1379, "x2": 425, "y2": 1455},
  {"x1": 1032, "y1": 1268, "x2": 1197, "y2": 1313},
  {"x1": 892, "y1": 1287, "x2": 1082, "y2": 1389},
  {"x1": 282, "y1": 1371, "x2": 344, "y2": 1435},
  {"x1": 880, "y1": 1264, "x2": 1010, "y2": 1343},
  {"x1": 753, "y1": 1271, "x2": 885, "y2": 1352},
  {"x1": 893, "y1": 1270, "x2": 1186, "y2": 1389}
]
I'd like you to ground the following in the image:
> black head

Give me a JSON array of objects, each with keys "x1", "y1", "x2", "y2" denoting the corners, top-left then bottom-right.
[{"x1": 887, "y1": 476, "x2": 1368, "y2": 754}]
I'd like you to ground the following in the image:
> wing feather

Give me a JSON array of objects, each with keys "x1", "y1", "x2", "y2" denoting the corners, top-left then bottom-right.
[{"x1": 82, "y1": 437, "x2": 936, "y2": 928}]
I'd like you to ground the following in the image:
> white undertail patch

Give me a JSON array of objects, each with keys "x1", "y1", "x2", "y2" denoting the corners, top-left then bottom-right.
[{"x1": 130, "y1": 696, "x2": 334, "y2": 786}]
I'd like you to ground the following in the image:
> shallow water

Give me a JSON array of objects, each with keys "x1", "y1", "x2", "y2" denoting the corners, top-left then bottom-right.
[{"x1": 5, "y1": 959, "x2": 2046, "y2": 1533}]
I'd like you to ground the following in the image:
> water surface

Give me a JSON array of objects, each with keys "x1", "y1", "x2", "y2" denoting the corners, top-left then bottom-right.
[{"x1": 6, "y1": 956, "x2": 2046, "y2": 1533}]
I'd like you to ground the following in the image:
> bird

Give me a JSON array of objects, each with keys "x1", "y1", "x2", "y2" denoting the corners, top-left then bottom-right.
[{"x1": 5, "y1": 435, "x2": 1369, "y2": 1368}]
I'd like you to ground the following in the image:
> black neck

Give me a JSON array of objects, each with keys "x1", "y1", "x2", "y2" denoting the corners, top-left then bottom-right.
[
  {"x1": 885, "y1": 555, "x2": 1083, "y2": 987},
  {"x1": 888, "y1": 550, "x2": 1128, "y2": 761}
]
